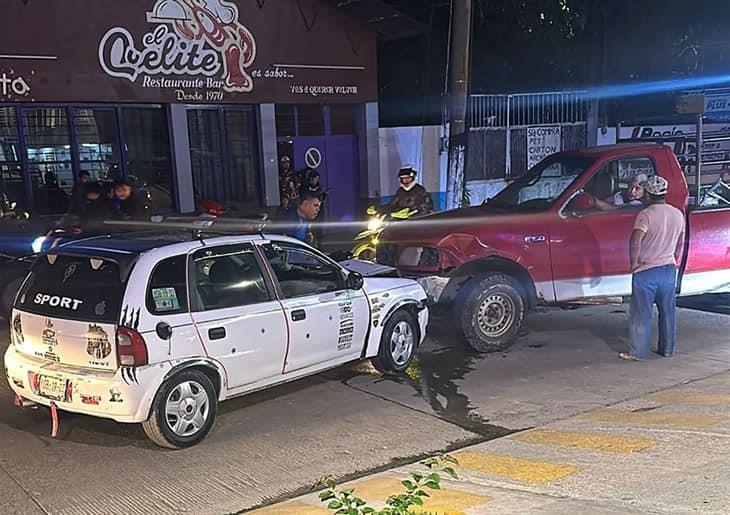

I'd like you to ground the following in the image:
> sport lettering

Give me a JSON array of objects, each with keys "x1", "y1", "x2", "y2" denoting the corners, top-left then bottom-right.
[{"x1": 34, "y1": 293, "x2": 83, "y2": 311}]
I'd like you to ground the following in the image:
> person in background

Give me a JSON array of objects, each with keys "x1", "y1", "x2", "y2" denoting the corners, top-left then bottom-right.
[
  {"x1": 70, "y1": 170, "x2": 91, "y2": 214},
  {"x1": 620, "y1": 175, "x2": 685, "y2": 362},
  {"x1": 595, "y1": 174, "x2": 647, "y2": 211},
  {"x1": 279, "y1": 156, "x2": 299, "y2": 212},
  {"x1": 78, "y1": 182, "x2": 116, "y2": 232},
  {"x1": 44, "y1": 171, "x2": 69, "y2": 214},
  {"x1": 387, "y1": 165, "x2": 434, "y2": 214},
  {"x1": 112, "y1": 178, "x2": 148, "y2": 220},
  {"x1": 281, "y1": 190, "x2": 322, "y2": 247},
  {"x1": 300, "y1": 168, "x2": 326, "y2": 199}
]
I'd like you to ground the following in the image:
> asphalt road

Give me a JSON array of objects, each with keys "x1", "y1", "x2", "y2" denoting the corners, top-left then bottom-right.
[{"x1": 1, "y1": 297, "x2": 730, "y2": 514}]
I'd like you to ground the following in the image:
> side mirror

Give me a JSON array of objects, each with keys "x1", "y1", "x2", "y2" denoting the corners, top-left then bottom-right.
[
  {"x1": 567, "y1": 192, "x2": 595, "y2": 214},
  {"x1": 346, "y1": 271, "x2": 364, "y2": 290}
]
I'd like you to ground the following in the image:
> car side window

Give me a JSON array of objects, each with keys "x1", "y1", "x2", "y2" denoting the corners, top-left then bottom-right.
[
  {"x1": 261, "y1": 242, "x2": 343, "y2": 298},
  {"x1": 191, "y1": 244, "x2": 271, "y2": 311},
  {"x1": 147, "y1": 255, "x2": 188, "y2": 315},
  {"x1": 579, "y1": 157, "x2": 657, "y2": 212}
]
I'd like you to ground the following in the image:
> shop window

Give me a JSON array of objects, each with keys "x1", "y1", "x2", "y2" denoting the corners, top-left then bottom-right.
[
  {"x1": 275, "y1": 104, "x2": 296, "y2": 138},
  {"x1": 0, "y1": 107, "x2": 25, "y2": 209},
  {"x1": 73, "y1": 108, "x2": 122, "y2": 182},
  {"x1": 297, "y1": 104, "x2": 325, "y2": 136},
  {"x1": 22, "y1": 108, "x2": 73, "y2": 215},
  {"x1": 330, "y1": 105, "x2": 355, "y2": 135},
  {"x1": 122, "y1": 107, "x2": 175, "y2": 211},
  {"x1": 188, "y1": 109, "x2": 224, "y2": 206},
  {"x1": 188, "y1": 107, "x2": 261, "y2": 209},
  {"x1": 224, "y1": 110, "x2": 260, "y2": 206}
]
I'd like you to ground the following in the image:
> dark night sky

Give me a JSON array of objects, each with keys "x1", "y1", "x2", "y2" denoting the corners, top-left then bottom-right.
[{"x1": 378, "y1": 0, "x2": 730, "y2": 126}]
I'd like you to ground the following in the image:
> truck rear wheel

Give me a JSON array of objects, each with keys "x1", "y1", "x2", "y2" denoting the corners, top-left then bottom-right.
[{"x1": 455, "y1": 273, "x2": 525, "y2": 353}]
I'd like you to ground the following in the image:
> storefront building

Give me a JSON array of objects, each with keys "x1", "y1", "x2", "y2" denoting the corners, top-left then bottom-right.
[{"x1": 0, "y1": 0, "x2": 379, "y2": 219}]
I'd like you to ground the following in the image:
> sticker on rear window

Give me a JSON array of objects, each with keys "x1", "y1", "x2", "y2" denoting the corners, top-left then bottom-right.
[{"x1": 152, "y1": 287, "x2": 180, "y2": 312}]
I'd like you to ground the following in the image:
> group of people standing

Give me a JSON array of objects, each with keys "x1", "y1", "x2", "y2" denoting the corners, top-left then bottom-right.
[
  {"x1": 65, "y1": 171, "x2": 148, "y2": 232},
  {"x1": 278, "y1": 155, "x2": 326, "y2": 246}
]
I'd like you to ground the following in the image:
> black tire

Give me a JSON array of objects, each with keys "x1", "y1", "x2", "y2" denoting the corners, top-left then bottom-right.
[
  {"x1": 1, "y1": 277, "x2": 23, "y2": 318},
  {"x1": 454, "y1": 273, "x2": 525, "y2": 353},
  {"x1": 141, "y1": 369, "x2": 217, "y2": 449},
  {"x1": 372, "y1": 309, "x2": 418, "y2": 374}
]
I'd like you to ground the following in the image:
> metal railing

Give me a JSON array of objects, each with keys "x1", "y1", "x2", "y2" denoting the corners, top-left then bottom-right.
[{"x1": 469, "y1": 90, "x2": 591, "y2": 129}]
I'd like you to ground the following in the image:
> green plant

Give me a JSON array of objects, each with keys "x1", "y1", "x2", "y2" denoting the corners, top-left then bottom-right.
[{"x1": 317, "y1": 455, "x2": 459, "y2": 515}]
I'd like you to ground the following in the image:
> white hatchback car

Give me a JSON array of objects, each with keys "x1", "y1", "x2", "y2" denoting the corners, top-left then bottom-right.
[{"x1": 5, "y1": 231, "x2": 428, "y2": 448}]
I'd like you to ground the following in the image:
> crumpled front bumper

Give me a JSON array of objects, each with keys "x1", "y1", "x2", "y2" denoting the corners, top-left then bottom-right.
[{"x1": 415, "y1": 275, "x2": 450, "y2": 304}]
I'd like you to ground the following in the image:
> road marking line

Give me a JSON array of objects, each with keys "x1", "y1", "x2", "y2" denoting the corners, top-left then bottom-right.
[
  {"x1": 586, "y1": 409, "x2": 725, "y2": 429},
  {"x1": 649, "y1": 392, "x2": 730, "y2": 406},
  {"x1": 345, "y1": 476, "x2": 491, "y2": 515},
  {"x1": 247, "y1": 501, "x2": 329, "y2": 514},
  {"x1": 454, "y1": 451, "x2": 580, "y2": 484},
  {"x1": 512, "y1": 429, "x2": 656, "y2": 454}
]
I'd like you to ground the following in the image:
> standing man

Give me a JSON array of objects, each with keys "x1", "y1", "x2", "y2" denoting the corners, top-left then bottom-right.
[
  {"x1": 621, "y1": 175, "x2": 685, "y2": 361},
  {"x1": 281, "y1": 190, "x2": 322, "y2": 247},
  {"x1": 70, "y1": 170, "x2": 91, "y2": 214}
]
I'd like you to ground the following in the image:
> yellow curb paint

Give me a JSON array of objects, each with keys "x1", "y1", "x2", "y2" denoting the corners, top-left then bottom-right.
[
  {"x1": 454, "y1": 451, "x2": 580, "y2": 484},
  {"x1": 586, "y1": 409, "x2": 725, "y2": 429},
  {"x1": 513, "y1": 429, "x2": 656, "y2": 454},
  {"x1": 346, "y1": 476, "x2": 491, "y2": 515},
  {"x1": 649, "y1": 392, "x2": 730, "y2": 406},
  {"x1": 247, "y1": 501, "x2": 329, "y2": 514}
]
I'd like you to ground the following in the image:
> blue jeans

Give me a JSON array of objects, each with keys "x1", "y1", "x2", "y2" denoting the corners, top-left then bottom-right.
[{"x1": 629, "y1": 265, "x2": 677, "y2": 359}]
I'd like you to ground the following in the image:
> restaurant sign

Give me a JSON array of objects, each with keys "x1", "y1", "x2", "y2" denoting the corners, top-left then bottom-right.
[{"x1": 1, "y1": 0, "x2": 376, "y2": 104}]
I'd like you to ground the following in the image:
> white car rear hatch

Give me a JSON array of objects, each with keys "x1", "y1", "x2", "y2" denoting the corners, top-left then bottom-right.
[{"x1": 11, "y1": 252, "x2": 130, "y2": 372}]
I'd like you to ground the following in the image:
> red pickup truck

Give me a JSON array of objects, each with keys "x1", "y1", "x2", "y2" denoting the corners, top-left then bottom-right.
[{"x1": 377, "y1": 144, "x2": 730, "y2": 352}]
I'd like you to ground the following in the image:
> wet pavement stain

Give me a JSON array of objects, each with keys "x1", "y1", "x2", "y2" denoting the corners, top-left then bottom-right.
[{"x1": 333, "y1": 317, "x2": 515, "y2": 440}]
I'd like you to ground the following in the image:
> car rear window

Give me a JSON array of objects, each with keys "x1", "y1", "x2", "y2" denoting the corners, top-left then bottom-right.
[{"x1": 15, "y1": 254, "x2": 126, "y2": 323}]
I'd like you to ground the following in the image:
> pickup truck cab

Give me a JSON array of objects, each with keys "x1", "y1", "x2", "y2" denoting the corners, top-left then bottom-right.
[
  {"x1": 6, "y1": 231, "x2": 428, "y2": 448},
  {"x1": 378, "y1": 143, "x2": 730, "y2": 352}
]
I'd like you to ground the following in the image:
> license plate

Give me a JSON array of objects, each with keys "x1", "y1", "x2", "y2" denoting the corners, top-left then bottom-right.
[{"x1": 38, "y1": 375, "x2": 67, "y2": 400}]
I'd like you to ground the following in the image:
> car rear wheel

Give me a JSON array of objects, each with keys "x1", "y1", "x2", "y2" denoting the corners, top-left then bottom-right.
[
  {"x1": 1, "y1": 277, "x2": 23, "y2": 318},
  {"x1": 372, "y1": 309, "x2": 418, "y2": 374},
  {"x1": 455, "y1": 273, "x2": 525, "y2": 353},
  {"x1": 142, "y1": 369, "x2": 217, "y2": 449}
]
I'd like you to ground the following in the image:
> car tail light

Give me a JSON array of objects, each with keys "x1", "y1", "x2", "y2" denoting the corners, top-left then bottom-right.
[
  {"x1": 28, "y1": 372, "x2": 40, "y2": 393},
  {"x1": 117, "y1": 327, "x2": 148, "y2": 366}
]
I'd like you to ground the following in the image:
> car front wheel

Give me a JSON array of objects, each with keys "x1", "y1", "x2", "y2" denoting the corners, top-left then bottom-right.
[
  {"x1": 372, "y1": 309, "x2": 418, "y2": 374},
  {"x1": 455, "y1": 273, "x2": 525, "y2": 353},
  {"x1": 142, "y1": 369, "x2": 217, "y2": 449}
]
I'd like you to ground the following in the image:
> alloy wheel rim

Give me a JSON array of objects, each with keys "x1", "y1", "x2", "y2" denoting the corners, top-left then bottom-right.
[
  {"x1": 390, "y1": 320, "x2": 415, "y2": 366},
  {"x1": 165, "y1": 380, "x2": 209, "y2": 437}
]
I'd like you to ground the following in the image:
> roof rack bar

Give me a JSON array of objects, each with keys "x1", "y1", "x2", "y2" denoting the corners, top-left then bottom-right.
[{"x1": 103, "y1": 216, "x2": 269, "y2": 234}]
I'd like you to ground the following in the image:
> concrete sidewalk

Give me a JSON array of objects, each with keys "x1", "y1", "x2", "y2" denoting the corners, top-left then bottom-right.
[{"x1": 248, "y1": 369, "x2": 730, "y2": 514}]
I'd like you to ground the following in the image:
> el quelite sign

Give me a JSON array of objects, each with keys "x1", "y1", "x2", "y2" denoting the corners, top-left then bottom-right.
[{"x1": 1, "y1": 0, "x2": 377, "y2": 104}]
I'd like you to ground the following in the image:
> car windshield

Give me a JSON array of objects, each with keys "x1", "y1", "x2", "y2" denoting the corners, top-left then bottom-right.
[{"x1": 487, "y1": 155, "x2": 596, "y2": 211}]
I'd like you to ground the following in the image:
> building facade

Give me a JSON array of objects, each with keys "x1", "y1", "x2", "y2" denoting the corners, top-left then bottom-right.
[{"x1": 0, "y1": 0, "x2": 380, "y2": 220}]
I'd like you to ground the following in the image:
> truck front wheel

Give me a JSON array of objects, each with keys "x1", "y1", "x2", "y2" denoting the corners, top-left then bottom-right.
[{"x1": 455, "y1": 273, "x2": 525, "y2": 353}]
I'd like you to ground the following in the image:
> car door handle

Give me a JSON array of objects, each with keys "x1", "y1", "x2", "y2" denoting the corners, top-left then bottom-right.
[
  {"x1": 291, "y1": 309, "x2": 306, "y2": 322},
  {"x1": 208, "y1": 327, "x2": 226, "y2": 340}
]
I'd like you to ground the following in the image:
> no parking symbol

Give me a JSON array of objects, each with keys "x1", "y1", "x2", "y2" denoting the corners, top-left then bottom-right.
[{"x1": 304, "y1": 147, "x2": 322, "y2": 169}]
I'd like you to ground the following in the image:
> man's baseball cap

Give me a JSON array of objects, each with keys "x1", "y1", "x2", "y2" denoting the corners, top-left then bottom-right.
[{"x1": 644, "y1": 175, "x2": 668, "y2": 196}]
